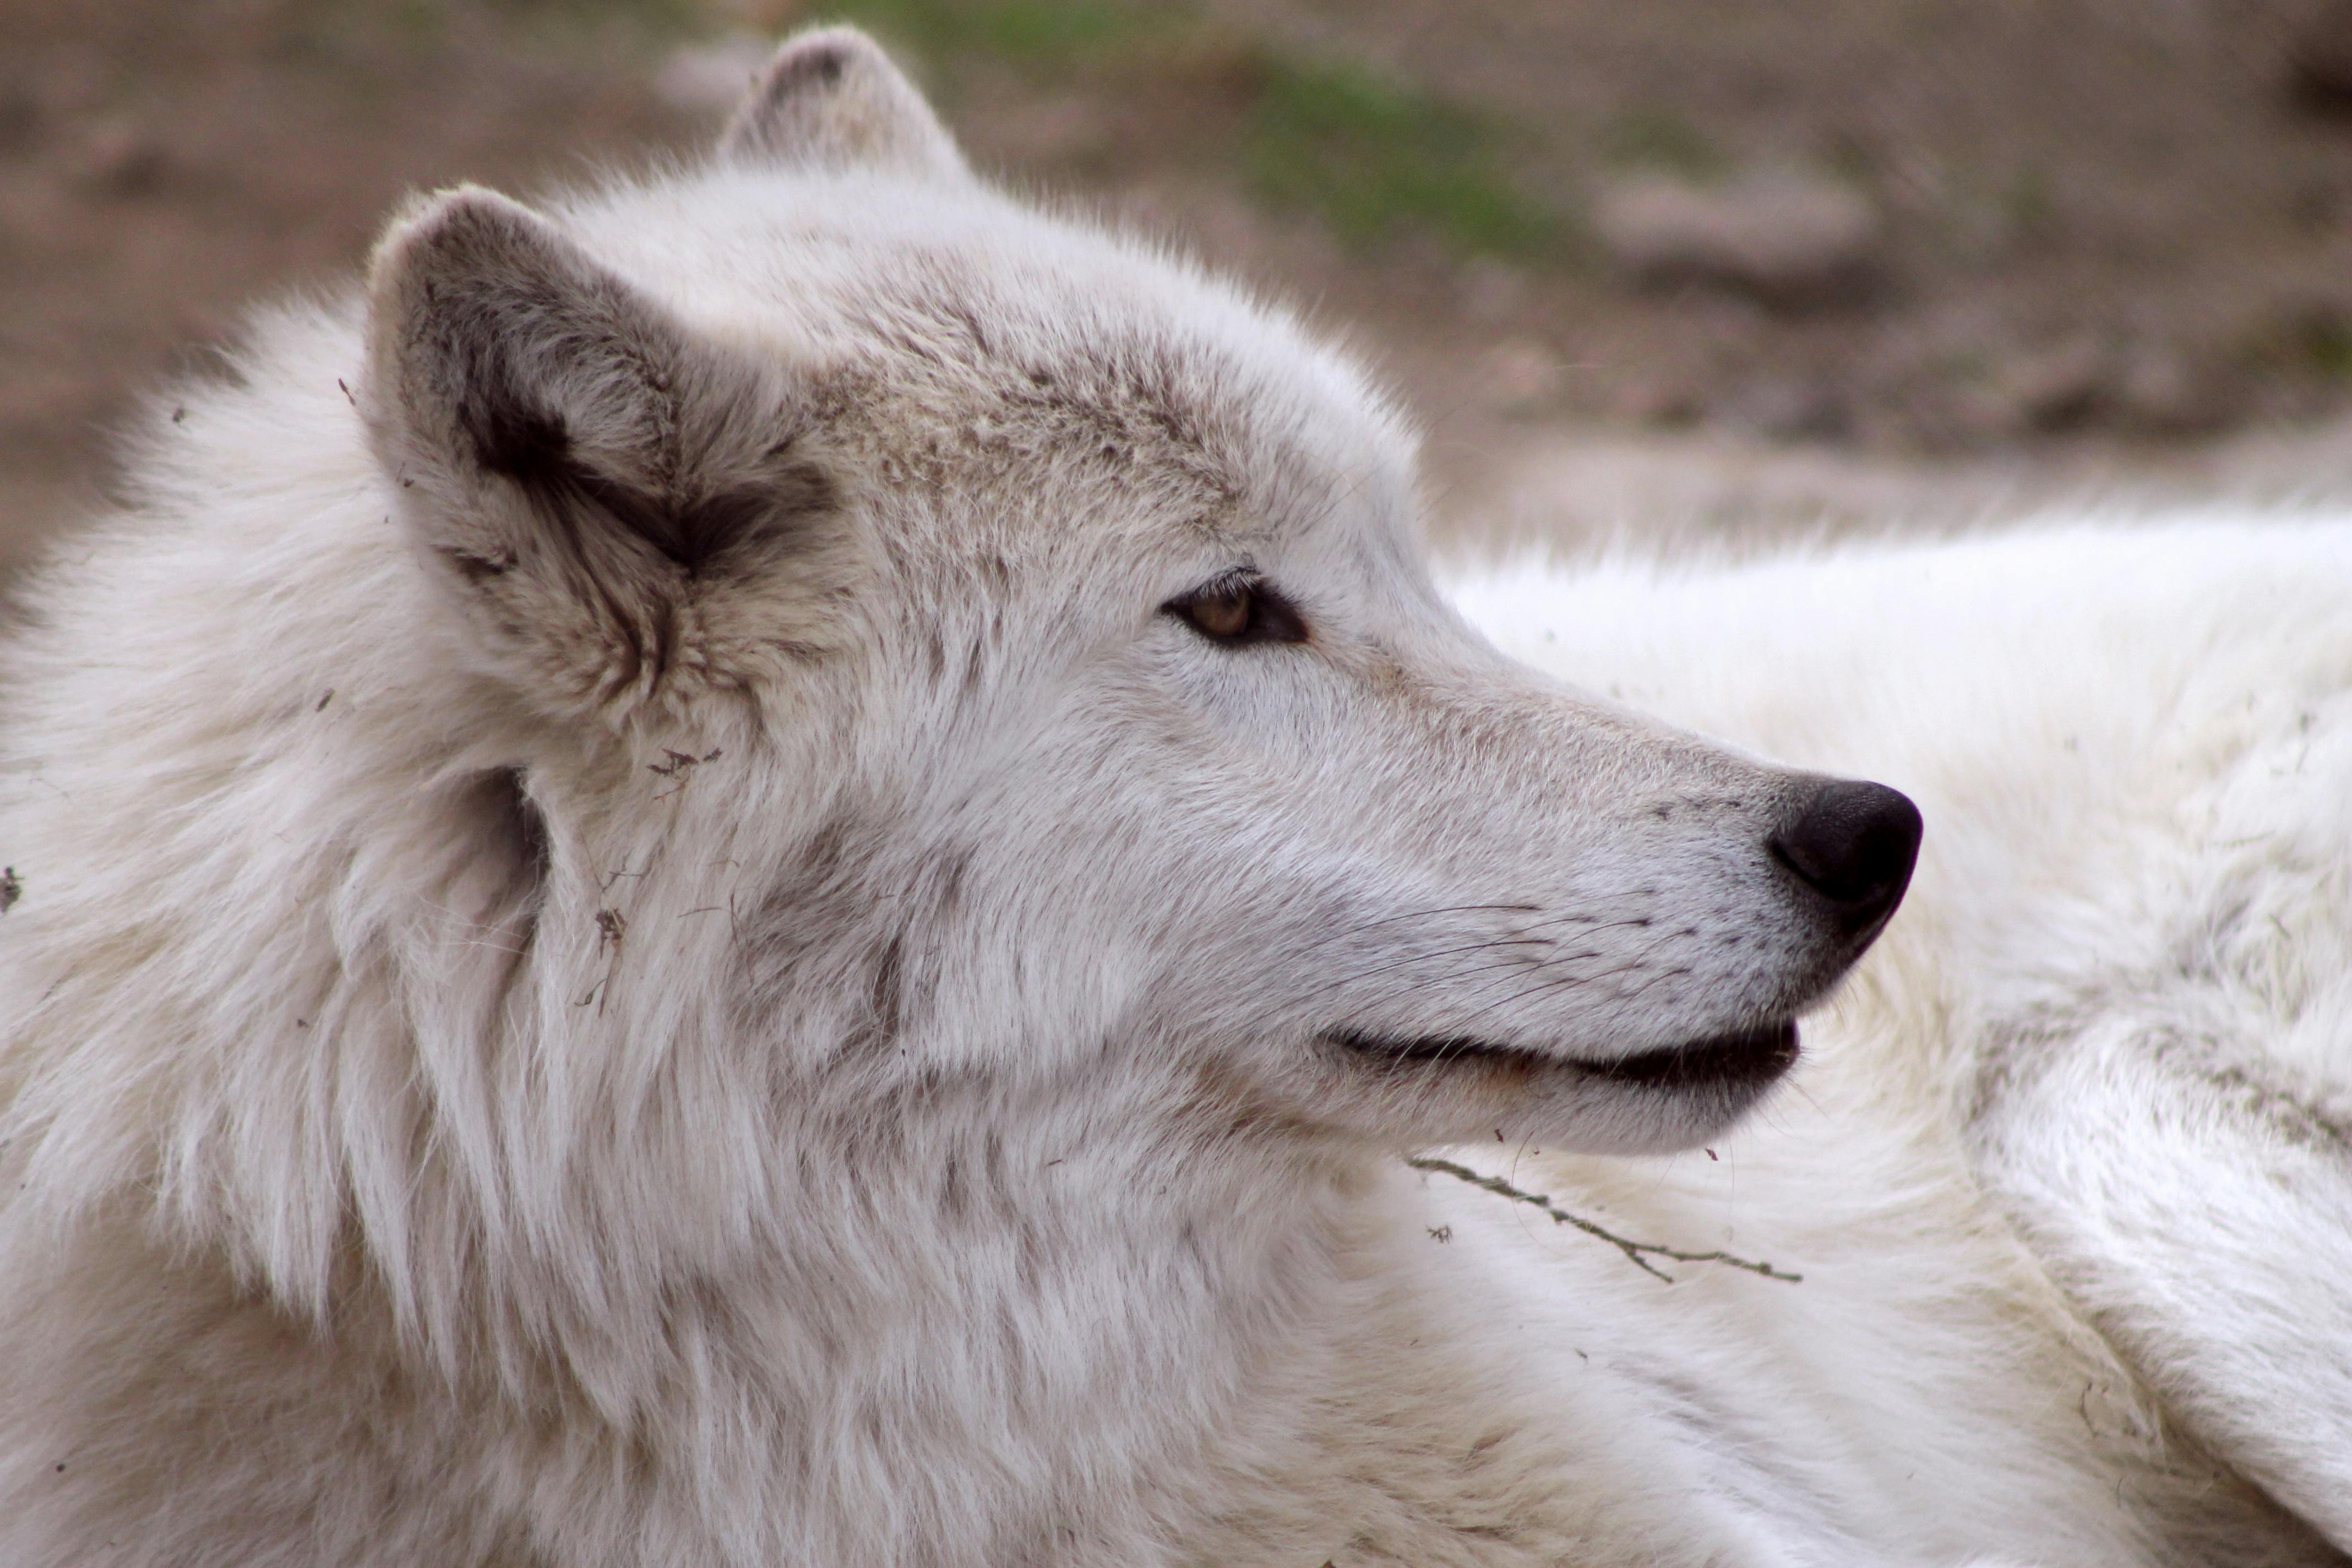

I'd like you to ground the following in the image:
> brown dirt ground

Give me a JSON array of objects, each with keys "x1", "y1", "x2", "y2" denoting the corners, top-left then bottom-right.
[{"x1": 11, "y1": 0, "x2": 2352, "y2": 578}]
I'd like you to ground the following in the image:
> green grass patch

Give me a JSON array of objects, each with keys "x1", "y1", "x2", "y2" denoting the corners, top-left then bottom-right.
[
  {"x1": 1242, "y1": 57, "x2": 1560, "y2": 257},
  {"x1": 2250, "y1": 304, "x2": 2352, "y2": 382},
  {"x1": 810, "y1": 0, "x2": 1562, "y2": 259},
  {"x1": 475, "y1": 0, "x2": 706, "y2": 34},
  {"x1": 2305, "y1": 314, "x2": 2352, "y2": 380},
  {"x1": 816, "y1": 0, "x2": 1153, "y2": 75}
]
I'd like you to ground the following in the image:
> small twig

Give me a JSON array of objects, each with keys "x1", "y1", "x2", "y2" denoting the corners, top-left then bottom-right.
[
  {"x1": 647, "y1": 747, "x2": 721, "y2": 778},
  {"x1": 650, "y1": 747, "x2": 723, "y2": 801},
  {"x1": 1406, "y1": 1155, "x2": 1801, "y2": 1285},
  {"x1": 589, "y1": 908, "x2": 627, "y2": 1017}
]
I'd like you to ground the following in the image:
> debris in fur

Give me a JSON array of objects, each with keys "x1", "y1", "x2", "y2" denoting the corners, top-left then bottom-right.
[
  {"x1": 650, "y1": 747, "x2": 724, "y2": 801},
  {"x1": 582, "y1": 908, "x2": 628, "y2": 1016},
  {"x1": 0, "y1": 865, "x2": 19, "y2": 913},
  {"x1": 1407, "y1": 1155, "x2": 1801, "y2": 1284},
  {"x1": 648, "y1": 747, "x2": 722, "y2": 778}
]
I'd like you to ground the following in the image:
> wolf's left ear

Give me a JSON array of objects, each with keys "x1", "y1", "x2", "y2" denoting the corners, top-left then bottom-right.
[
  {"x1": 718, "y1": 26, "x2": 968, "y2": 181},
  {"x1": 362, "y1": 186, "x2": 848, "y2": 716}
]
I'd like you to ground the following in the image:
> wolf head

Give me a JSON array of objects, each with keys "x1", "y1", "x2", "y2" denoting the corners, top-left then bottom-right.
[
  {"x1": 0, "y1": 27, "x2": 1925, "y2": 1564},
  {"x1": 356, "y1": 26, "x2": 1917, "y2": 1168}
]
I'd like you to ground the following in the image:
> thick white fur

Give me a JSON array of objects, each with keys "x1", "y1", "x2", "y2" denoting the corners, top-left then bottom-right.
[
  {"x1": 1455, "y1": 529, "x2": 2352, "y2": 1565},
  {"x1": 1, "y1": 26, "x2": 2347, "y2": 1567}
]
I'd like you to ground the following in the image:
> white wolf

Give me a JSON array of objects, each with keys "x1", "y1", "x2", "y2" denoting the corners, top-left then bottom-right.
[{"x1": 0, "y1": 26, "x2": 2345, "y2": 1567}]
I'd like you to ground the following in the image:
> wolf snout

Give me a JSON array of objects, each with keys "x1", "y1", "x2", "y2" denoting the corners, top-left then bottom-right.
[{"x1": 1769, "y1": 778, "x2": 1923, "y2": 936}]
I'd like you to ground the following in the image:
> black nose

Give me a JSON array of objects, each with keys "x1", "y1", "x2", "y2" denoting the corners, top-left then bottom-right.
[{"x1": 1770, "y1": 779, "x2": 1923, "y2": 933}]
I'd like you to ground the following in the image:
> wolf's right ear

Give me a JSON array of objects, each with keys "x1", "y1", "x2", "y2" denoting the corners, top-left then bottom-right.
[
  {"x1": 718, "y1": 26, "x2": 968, "y2": 181},
  {"x1": 362, "y1": 186, "x2": 849, "y2": 718}
]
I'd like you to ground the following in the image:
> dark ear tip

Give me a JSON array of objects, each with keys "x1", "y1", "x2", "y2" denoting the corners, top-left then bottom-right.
[
  {"x1": 760, "y1": 24, "x2": 892, "y2": 81},
  {"x1": 720, "y1": 23, "x2": 965, "y2": 178},
  {"x1": 736, "y1": 25, "x2": 902, "y2": 124},
  {"x1": 370, "y1": 185, "x2": 547, "y2": 291},
  {"x1": 360, "y1": 184, "x2": 607, "y2": 471},
  {"x1": 786, "y1": 43, "x2": 846, "y2": 87}
]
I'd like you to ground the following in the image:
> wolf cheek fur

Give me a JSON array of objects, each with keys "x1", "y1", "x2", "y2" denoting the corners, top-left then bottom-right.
[{"x1": 2, "y1": 20, "x2": 2346, "y2": 1568}]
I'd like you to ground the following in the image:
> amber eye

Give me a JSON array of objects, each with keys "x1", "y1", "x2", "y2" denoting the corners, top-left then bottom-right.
[
  {"x1": 1163, "y1": 573, "x2": 1309, "y2": 646},
  {"x1": 1189, "y1": 586, "x2": 1251, "y2": 639}
]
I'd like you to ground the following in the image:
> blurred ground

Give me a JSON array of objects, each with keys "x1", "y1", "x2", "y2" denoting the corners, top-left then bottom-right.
[{"x1": 12, "y1": 0, "x2": 2352, "y2": 578}]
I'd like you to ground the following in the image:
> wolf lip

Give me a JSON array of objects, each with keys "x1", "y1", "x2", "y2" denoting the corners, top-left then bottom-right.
[
  {"x1": 1327, "y1": 1019, "x2": 1799, "y2": 1091},
  {"x1": 1574, "y1": 1019, "x2": 1799, "y2": 1090}
]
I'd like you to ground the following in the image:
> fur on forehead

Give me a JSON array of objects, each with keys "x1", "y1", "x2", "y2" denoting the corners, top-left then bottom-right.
[
  {"x1": 552, "y1": 30, "x2": 1411, "y2": 559},
  {"x1": 583, "y1": 32, "x2": 1411, "y2": 526},
  {"x1": 356, "y1": 25, "x2": 1419, "y2": 737},
  {"x1": 552, "y1": 172, "x2": 1417, "y2": 515}
]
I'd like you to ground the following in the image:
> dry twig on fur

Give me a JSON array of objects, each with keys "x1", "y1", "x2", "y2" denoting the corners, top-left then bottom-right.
[{"x1": 1406, "y1": 1155, "x2": 1801, "y2": 1284}]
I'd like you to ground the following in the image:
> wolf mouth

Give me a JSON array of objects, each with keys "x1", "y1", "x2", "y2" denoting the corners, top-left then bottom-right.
[{"x1": 1326, "y1": 1020, "x2": 1799, "y2": 1092}]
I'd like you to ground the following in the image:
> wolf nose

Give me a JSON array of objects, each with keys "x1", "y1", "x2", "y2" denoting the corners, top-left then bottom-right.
[{"x1": 1770, "y1": 780, "x2": 1923, "y2": 931}]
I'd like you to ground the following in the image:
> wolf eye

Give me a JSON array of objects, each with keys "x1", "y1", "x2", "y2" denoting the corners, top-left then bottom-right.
[
  {"x1": 1188, "y1": 586, "x2": 1251, "y2": 639},
  {"x1": 1164, "y1": 574, "x2": 1309, "y2": 646}
]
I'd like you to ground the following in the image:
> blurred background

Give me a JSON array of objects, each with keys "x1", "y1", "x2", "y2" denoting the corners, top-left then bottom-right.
[{"x1": 13, "y1": 0, "x2": 2352, "y2": 573}]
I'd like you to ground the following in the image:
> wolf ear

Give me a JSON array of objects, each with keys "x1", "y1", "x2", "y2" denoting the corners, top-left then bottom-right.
[
  {"x1": 362, "y1": 186, "x2": 843, "y2": 715},
  {"x1": 718, "y1": 25, "x2": 968, "y2": 181}
]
